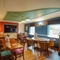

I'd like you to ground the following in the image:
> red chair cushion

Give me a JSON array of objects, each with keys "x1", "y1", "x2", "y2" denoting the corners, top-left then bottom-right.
[{"x1": 14, "y1": 48, "x2": 23, "y2": 55}]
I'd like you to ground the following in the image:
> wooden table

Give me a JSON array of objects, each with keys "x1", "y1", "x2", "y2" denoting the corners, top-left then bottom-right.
[
  {"x1": 26, "y1": 37, "x2": 50, "y2": 49},
  {"x1": 1, "y1": 39, "x2": 23, "y2": 60},
  {"x1": 26, "y1": 37, "x2": 50, "y2": 56},
  {"x1": 26, "y1": 37, "x2": 55, "y2": 50},
  {"x1": 26, "y1": 37, "x2": 50, "y2": 42}
]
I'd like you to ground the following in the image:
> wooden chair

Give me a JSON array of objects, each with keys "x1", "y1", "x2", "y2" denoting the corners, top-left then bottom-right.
[
  {"x1": 13, "y1": 47, "x2": 25, "y2": 60},
  {"x1": 38, "y1": 41, "x2": 49, "y2": 57},
  {"x1": 0, "y1": 40, "x2": 12, "y2": 60},
  {"x1": 9, "y1": 38, "x2": 25, "y2": 60},
  {"x1": 26, "y1": 39, "x2": 38, "y2": 51},
  {"x1": 49, "y1": 39, "x2": 55, "y2": 50},
  {"x1": 27, "y1": 39, "x2": 35, "y2": 47},
  {"x1": 20, "y1": 33, "x2": 26, "y2": 45}
]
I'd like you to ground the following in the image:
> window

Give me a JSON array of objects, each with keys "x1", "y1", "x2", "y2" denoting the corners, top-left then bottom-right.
[
  {"x1": 48, "y1": 24, "x2": 60, "y2": 38},
  {"x1": 29, "y1": 26, "x2": 35, "y2": 35}
]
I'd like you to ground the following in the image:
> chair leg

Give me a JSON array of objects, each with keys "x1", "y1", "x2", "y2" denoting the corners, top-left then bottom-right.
[
  {"x1": 15, "y1": 56, "x2": 17, "y2": 60},
  {"x1": 44, "y1": 51, "x2": 49, "y2": 57},
  {"x1": 23, "y1": 53, "x2": 25, "y2": 60},
  {"x1": 23, "y1": 55, "x2": 24, "y2": 60},
  {"x1": 47, "y1": 50, "x2": 49, "y2": 57}
]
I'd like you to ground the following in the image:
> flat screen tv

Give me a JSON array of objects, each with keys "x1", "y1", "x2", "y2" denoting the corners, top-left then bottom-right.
[{"x1": 4, "y1": 24, "x2": 17, "y2": 33}]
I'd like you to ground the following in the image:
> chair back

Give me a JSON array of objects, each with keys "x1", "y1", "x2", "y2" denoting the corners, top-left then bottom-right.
[
  {"x1": 1, "y1": 39, "x2": 6, "y2": 49},
  {"x1": 49, "y1": 40, "x2": 55, "y2": 47},
  {"x1": 38, "y1": 41, "x2": 49, "y2": 51},
  {"x1": 19, "y1": 33, "x2": 26, "y2": 44},
  {"x1": 27, "y1": 40, "x2": 35, "y2": 46}
]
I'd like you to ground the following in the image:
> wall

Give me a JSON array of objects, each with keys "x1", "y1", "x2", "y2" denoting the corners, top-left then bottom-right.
[
  {"x1": 0, "y1": 22, "x2": 4, "y2": 32},
  {"x1": 25, "y1": 21, "x2": 47, "y2": 37},
  {"x1": 25, "y1": 17, "x2": 60, "y2": 48},
  {"x1": 18, "y1": 23, "x2": 24, "y2": 33},
  {"x1": 0, "y1": 21, "x2": 18, "y2": 38}
]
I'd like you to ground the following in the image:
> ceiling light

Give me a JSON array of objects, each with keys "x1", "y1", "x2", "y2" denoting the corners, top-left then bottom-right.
[
  {"x1": 21, "y1": 21, "x2": 25, "y2": 22},
  {"x1": 19, "y1": 21, "x2": 25, "y2": 23},
  {"x1": 25, "y1": 19, "x2": 30, "y2": 22}
]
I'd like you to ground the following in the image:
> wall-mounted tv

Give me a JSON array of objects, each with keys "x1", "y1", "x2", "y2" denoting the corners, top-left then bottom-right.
[{"x1": 4, "y1": 24, "x2": 17, "y2": 33}]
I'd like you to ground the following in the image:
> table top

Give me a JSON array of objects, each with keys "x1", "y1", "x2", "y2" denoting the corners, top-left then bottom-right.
[
  {"x1": 26, "y1": 37, "x2": 50, "y2": 42},
  {"x1": 1, "y1": 39, "x2": 23, "y2": 50}
]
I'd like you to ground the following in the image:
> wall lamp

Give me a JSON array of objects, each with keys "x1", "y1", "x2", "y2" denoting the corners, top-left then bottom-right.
[{"x1": 38, "y1": 22, "x2": 44, "y2": 27}]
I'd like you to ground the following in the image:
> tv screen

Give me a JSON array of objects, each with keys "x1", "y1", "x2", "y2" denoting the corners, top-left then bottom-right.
[{"x1": 4, "y1": 24, "x2": 17, "y2": 33}]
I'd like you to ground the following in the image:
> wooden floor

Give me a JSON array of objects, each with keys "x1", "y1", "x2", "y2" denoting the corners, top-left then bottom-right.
[{"x1": 17, "y1": 48, "x2": 60, "y2": 60}]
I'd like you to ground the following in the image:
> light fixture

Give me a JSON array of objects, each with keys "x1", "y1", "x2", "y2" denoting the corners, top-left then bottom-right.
[
  {"x1": 19, "y1": 21, "x2": 25, "y2": 23},
  {"x1": 25, "y1": 19, "x2": 30, "y2": 22},
  {"x1": 38, "y1": 22, "x2": 44, "y2": 26}
]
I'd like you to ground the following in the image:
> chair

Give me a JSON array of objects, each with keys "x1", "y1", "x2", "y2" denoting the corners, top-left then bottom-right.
[
  {"x1": 27, "y1": 39, "x2": 35, "y2": 48},
  {"x1": 49, "y1": 39, "x2": 55, "y2": 50},
  {"x1": 13, "y1": 47, "x2": 24, "y2": 60},
  {"x1": 26, "y1": 39, "x2": 39, "y2": 51},
  {"x1": 38, "y1": 41, "x2": 49, "y2": 57},
  {"x1": 49, "y1": 39, "x2": 55, "y2": 47},
  {"x1": 20, "y1": 33, "x2": 26, "y2": 45},
  {"x1": 0, "y1": 40, "x2": 12, "y2": 60}
]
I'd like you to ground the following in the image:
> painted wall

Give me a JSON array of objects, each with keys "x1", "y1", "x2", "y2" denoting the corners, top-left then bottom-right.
[
  {"x1": 0, "y1": 22, "x2": 4, "y2": 32},
  {"x1": 18, "y1": 23, "x2": 24, "y2": 33},
  {"x1": 25, "y1": 17, "x2": 60, "y2": 48},
  {"x1": 25, "y1": 21, "x2": 47, "y2": 37}
]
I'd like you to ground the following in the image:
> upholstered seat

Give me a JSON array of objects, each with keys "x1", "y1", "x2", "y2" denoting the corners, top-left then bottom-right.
[
  {"x1": 1, "y1": 50, "x2": 11, "y2": 57},
  {"x1": 0, "y1": 40, "x2": 12, "y2": 60},
  {"x1": 14, "y1": 48, "x2": 23, "y2": 55},
  {"x1": 13, "y1": 47, "x2": 24, "y2": 60}
]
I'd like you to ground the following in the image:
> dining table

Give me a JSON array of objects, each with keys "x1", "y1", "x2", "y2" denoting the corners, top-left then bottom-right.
[
  {"x1": 26, "y1": 37, "x2": 50, "y2": 42},
  {"x1": 26, "y1": 37, "x2": 55, "y2": 50},
  {"x1": 1, "y1": 38, "x2": 23, "y2": 60}
]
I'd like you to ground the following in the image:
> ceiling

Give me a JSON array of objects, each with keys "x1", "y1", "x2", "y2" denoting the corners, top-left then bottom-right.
[
  {"x1": 3, "y1": 8, "x2": 60, "y2": 22},
  {"x1": 0, "y1": 0, "x2": 60, "y2": 22}
]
